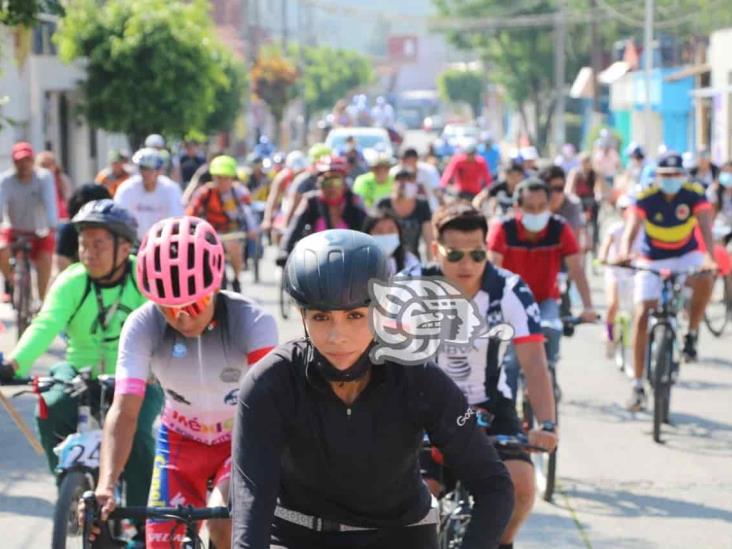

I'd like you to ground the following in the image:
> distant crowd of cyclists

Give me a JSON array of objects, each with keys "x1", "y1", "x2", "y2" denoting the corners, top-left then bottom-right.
[{"x1": 0, "y1": 114, "x2": 730, "y2": 548}]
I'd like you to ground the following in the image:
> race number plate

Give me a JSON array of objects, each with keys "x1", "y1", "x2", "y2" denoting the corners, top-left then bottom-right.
[{"x1": 55, "y1": 430, "x2": 103, "y2": 470}]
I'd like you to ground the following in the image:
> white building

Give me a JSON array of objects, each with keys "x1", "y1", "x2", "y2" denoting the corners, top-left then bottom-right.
[
  {"x1": 0, "y1": 18, "x2": 127, "y2": 185},
  {"x1": 705, "y1": 28, "x2": 732, "y2": 164}
]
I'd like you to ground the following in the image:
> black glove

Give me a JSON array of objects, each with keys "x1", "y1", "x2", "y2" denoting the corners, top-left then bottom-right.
[
  {"x1": 0, "y1": 362, "x2": 16, "y2": 384},
  {"x1": 275, "y1": 254, "x2": 288, "y2": 268}
]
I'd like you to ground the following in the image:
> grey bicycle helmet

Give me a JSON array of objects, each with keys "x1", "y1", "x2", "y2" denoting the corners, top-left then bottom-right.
[
  {"x1": 72, "y1": 199, "x2": 139, "y2": 244},
  {"x1": 284, "y1": 229, "x2": 389, "y2": 310}
]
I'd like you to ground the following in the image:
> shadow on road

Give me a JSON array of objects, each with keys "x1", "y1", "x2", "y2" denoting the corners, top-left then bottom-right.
[
  {"x1": 562, "y1": 479, "x2": 732, "y2": 522},
  {"x1": 0, "y1": 494, "x2": 54, "y2": 518}
]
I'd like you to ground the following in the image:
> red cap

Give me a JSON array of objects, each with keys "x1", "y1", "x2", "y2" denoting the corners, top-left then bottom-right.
[{"x1": 11, "y1": 142, "x2": 34, "y2": 161}]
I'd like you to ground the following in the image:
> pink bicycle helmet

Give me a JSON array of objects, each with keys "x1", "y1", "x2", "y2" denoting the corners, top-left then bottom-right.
[{"x1": 136, "y1": 216, "x2": 225, "y2": 306}]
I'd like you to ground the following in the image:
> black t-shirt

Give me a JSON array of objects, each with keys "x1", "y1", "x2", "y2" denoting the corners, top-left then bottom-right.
[
  {"x1": 179, "y1": 153, "x2": 206, "y2": 184},
  {"x1": 376, "y1": 197, "x2": 431, "y2": 256},
  {"x1": 488, "y1": 181, "x2": 514, "y2": 214},
  {"x1": 231, "y1": 339, "x2": 513, "y2": 548},
  {"x1": 55, "y1": 222, "x2": 78, "y2": 261}
]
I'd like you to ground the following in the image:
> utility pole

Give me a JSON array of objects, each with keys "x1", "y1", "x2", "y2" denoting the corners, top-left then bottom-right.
[
  {"x1": 589, "y1": 0, "x2": 602, "y2": 113},
  {"x1": 553, "y1": 0, "x2": 566, "y2": 152},
  {"x1": 643, "y1": 0, "x2": 654, "y2": 150},
  {"x1": 281, "y1": 0, "x2": 288, "y2": 49}
]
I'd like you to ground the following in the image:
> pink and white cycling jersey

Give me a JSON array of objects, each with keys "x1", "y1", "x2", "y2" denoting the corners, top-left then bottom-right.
[{"x1": 116, "y1": 291, "x2": 277, "y2": 445}]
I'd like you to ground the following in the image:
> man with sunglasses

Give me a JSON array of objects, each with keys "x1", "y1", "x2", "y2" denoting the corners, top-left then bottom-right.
[
  {"x1": 0, "y1": 200, "x2": 163, "y2": 544},
  {"x1": 402, "y1": 203, "x2": 557, "y2": 549},
  {"x1": 89, "y1": 216, "x2": 277, "y2": 549},
  {"x1": 278, "y1": 155, "x2": 367, "y2": 262},
  {"x1": 487, "y1": 178, "x2": 596, "y2": 396}
]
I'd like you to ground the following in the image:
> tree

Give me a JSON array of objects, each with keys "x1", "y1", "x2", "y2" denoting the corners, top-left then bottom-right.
[
  {"x1": 0, "y1": 0, "x2": 63, "y2": 26},
  {"x1": 433, "y1": 0, "x2": 732, "y2": 153},
  {"x1": 437, "y1": 68, "x2": 485, "y2": 119},
  {"x1": 54, "y1": 0, "x2": 242, "y2": 148},
  {"x1": 251, "y1": 48, "x2": 299, "y2": 144},
  {"x1": 296, "y1": 44, "x2": 373, "y2": 124},
  {"x1": 204, "y1": 47, "x2": 248, "y2": 135}
]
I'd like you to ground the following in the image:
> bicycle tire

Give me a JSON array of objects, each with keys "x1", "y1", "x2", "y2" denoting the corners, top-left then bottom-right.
[
  {"x1": 703, "y1": 274, "x2": 729, "y2": 337},
  {"x1": 279, "y1": 271, "x2": 291, "y2": 320},
  {"x1": 52, "y1": 471, "x2": 95, "y2": 549},
  {"x1": 522, "y1": 373, "x2": 558, "y2": 502},
  {"x1": 437, "y1": 484, "x2": 470, "y2": 549},
  {"x1": 252, "y1": 236, "x2": 261, "y2": 284},
  {"x1": 14, "y1": 265, "x2": 31, "y2": 340},
  {"x1": 651, "y1": 327, "x2": 672, "y2": 443}
]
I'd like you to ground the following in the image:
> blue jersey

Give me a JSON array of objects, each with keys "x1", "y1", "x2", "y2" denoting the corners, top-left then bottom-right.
[{"x1": 633, "y1": 182, "x2": 711, "y2": 260}]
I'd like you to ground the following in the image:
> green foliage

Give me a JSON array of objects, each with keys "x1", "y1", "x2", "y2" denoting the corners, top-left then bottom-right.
[
  {"x1": 294, "y1": 44, "x2": 374, "y2": 116},
  {"x1": 205, "y1": 47, "x2": 248, "y2": 135},
  {"x1": 54, "y1": 0, "x2": 245, "y2": 147},
  {"x1": 0, "y1": 0, "x2": 63, "y2": 26},
  {"x1": 437, "y1": 68, "x2": 485, "y2": 118}
]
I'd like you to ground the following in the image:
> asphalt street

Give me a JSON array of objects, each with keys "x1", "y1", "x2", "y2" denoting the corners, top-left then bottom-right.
[{"x1": 1, "y1": 246, "x2": 731, "y2": 548}]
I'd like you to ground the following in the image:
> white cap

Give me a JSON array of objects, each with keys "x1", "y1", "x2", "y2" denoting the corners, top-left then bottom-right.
[
  {"x1": 520, "y1": 146, "x2": 539, "y2": 161},
  {"x1": 144, "y1": 134, "x2": 166, "y2": 148}
]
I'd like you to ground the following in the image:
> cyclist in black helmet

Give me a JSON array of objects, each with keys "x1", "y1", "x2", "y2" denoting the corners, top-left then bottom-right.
[
  {"x1": 232, "y1": 228, "x2": 514, "y2": 549},
  {"x1": 0, "y1": 200, "x2": 163, "y2": 544},
  {"x1": 55, "y1": 183, "x2": 113, "y2": 272}
]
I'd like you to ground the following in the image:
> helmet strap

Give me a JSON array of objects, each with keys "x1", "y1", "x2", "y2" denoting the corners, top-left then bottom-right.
[{"x1": 91, "y1": 234, "x2": 127, "y2": 284}]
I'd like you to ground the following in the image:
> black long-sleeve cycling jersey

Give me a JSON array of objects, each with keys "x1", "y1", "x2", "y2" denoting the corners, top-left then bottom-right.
[{"x1": 231, "y1": 339, "x2": 514, "y2": 549}]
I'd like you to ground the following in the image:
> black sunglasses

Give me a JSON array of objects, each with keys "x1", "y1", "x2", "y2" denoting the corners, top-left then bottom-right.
[
  {"x1": 438, "y1": 245, "x2": 487, "y2": 263},
  {"x1": 549, "y1": 186, "x2": 565, "y2": 194}
]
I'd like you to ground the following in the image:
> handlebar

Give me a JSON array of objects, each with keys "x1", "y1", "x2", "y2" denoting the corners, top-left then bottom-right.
[{"x1": 599, "y1": 260, "x2": 716, "y2": 279}]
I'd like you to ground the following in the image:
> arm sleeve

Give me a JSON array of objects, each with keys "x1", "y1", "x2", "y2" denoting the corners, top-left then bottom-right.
[
  {"x1": 691, "y1": 186, "x2": 712, "y2": 214},
  {"x1": 10, "y1": 272, "x2": 79, "y2": 375},
  {"x1": 440, "y1": 158, "x2": 456, "y2": 188},
  {"x1": 559, "y1": 223, "x2": 580, "y2": 256},
  {"x1": 115, "y1": 306, "x2": 155, "y2": 396},
  {"x1": 417, "y1": 200, "x2": 432, "y2": 223},
  {"x1": 420, "y1": 364, "x2": 514, "y2": 549},
  {"x1": 41, "y1": 171, "x2": 59, "y2": 229},
  {"x1": 486, "y1": 223, "x2": 507, "y2": 255},
  {"x1": 501, "y1": 274, "x2": 544, "y2": 343},
  {"x1": 232, "y1": 361, "x2": 286, "y2": 548}
]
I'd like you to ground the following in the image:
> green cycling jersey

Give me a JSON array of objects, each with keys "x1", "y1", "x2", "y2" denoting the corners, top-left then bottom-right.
[{"x1": 10, "y1": 257, "x2": 146, "y2": 377}]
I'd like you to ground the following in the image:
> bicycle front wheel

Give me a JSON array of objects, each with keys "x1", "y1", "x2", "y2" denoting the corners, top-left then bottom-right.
[
  {"x1": 279, "y1": 269, "x2": 292, "y2": 320},
  {"x1": 52, "y1": 471, "x2": 95, "y2": 549},
  {"x1": 13, "y1": 260, "x2": 32, "y2": 340},
  {"x1": 651, "y1": 327, "x2": 673, "y2": 443},
  {"x1": 522, "y1": 372, "x2": 558, "y2": 502},
  {"x1": 704, "y1": 274, "x2": 730, "y2": 337}
]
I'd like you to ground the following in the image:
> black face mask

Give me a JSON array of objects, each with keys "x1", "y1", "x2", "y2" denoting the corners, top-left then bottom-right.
[{"x1": 306, "y1": 340, "x2": 374, "y2": 383}]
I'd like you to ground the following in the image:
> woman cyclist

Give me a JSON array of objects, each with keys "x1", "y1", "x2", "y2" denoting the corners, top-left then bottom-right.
[
  {"x1": 277, "y1": 156, "x2": 367, "y2": 262},
  {"x1": 362, "y1": 210, "x2": 419, "y2": 276},
  {"x1": 232, "y1": 228, "x2": 514, "y2": 549}
]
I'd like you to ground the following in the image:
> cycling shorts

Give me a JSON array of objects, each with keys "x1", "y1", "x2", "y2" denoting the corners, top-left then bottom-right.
[
  {"x1": 146, "y1": 424, "x2": 231, "y2": 548},
  {"x1": 0, "y1": 228, "x2": 55, "y2": 261},
  {"x1": 633, "y1": 251, "x2": 704, "y2": 304}
]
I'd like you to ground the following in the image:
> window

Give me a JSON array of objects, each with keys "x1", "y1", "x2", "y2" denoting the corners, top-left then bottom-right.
[{"x1": 32, "y1": 21, "x2": 57, "y2": 56}]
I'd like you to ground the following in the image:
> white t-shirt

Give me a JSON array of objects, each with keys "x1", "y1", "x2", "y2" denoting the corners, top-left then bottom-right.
[
  {"x1": 114, "y1": 174, "x2": 184, "y2": 240},
  {"x1": 605, "y1": 220, "x2": 642, "y2": 280}
]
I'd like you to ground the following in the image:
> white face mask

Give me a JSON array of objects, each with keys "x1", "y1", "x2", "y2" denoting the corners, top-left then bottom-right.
[
  {"x1": 521, "y1": 210, "x2": 551, "y2": 232},
  {"x1": 400, "y1": 182, "x2": 418, "y2": 199},
  {"x1": 371, "y1": 233, "x2": 400, "y2": 256}
]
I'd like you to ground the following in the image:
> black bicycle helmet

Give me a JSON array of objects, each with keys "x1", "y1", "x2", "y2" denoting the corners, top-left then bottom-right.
[
  {"x1": 284, "y1": 229, "x2": 389, "y2": 310},
  {"x1": 72, "y1": 199, "x2": 139, "y2": 244},
  {"x1": 67, "y1": 183, "x2": 112, "y2": 219}
]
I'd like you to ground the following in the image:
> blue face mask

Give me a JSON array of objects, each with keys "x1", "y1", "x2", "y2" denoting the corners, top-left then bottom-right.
[
  {"x1": 659, "y1": 177, "x2": 683, "y2": 195},
  {"x1": 720, "y1": 172, "x2": 732, "y2": 188}
]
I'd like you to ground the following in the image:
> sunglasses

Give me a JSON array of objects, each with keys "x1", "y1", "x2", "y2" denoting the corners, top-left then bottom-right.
[
  {"x1": 549, "y1": 186, "x2": 565, "y2": 194},
  {"x1": 438, "y1": 244, "x2": 488, "y2": 263},
  {"x1": 159, "y1": 294, "x2": 212, "y2": 321},
  {"x1": 321, "y1": 177, "x2": 344, "y2": 189}
]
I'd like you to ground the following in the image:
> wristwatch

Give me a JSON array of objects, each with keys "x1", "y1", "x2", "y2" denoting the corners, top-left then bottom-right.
[{"x1": 539, "y1": 421, "x2": 557, "y2": 433}]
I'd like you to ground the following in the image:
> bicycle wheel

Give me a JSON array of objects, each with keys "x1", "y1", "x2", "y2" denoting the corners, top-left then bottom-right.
[
  {"x1": 522, "y1": 374, "x2": 558, "y2": 502},
  {"x1": 279, "y1": 269, "x2": 292, "y2": 320},
  {"x1": 438, "y1": 484, "x2": 471, "y2": 549},
  {"x1": 13, "y1": 259, "x2": 32, "y2": 340},
  {"x1": 651, "y1": 327, "x2": 672, "y2": 443},
  {"x1": 614, "y1": 316, "x2": 626, "y2": 372},
  {"x1": 52, "y1": 470, "x2": 95, "y2": 549},
  {"x1": 704, "y1": 274, "x2": 729, "y2": 337},
  {"x1": 251, "y1": 235, "x2": 262, "y2": 284}
]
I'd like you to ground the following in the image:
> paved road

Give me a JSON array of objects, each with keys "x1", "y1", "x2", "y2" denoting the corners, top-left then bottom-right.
[{"x1": 1, "y1": 249, "x2": 731, "y2": 548}]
